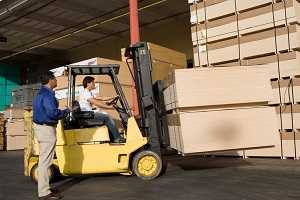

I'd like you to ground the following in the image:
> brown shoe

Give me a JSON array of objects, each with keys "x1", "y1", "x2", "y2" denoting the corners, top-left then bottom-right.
[
  {"x1": 50, "y1": 189, "x2": 63, "y2": 199},
  {"x1": 38, "y1": 192, "x2": 62, "y2": 200}
]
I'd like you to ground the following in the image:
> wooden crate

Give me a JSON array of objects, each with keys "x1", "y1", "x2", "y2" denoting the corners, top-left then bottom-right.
[
  {"x1": 163, "y1": 66, "x2": 272, "y2": 111},
  {"x1": 167, "y1": 106, "x2": 278, "y2": 154}
]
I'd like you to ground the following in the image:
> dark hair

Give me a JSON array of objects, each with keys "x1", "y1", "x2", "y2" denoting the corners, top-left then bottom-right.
[
  {"x1": 83, "y1": 76, "x2": 95, "y2": 88},
  {"x1": 40, "y1": 71, "x2": 55, "y2": 85}
]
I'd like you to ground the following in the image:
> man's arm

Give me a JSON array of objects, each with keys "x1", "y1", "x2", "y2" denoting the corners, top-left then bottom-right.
[
  {"x1": 43, "y1": 94, "x2": 69, "y2": 120},
  {"x1": 88, "y1": 98, "x2": 113, "y2": 109},
  {"x1": 94, "y1": 96, "x2": 116, "y2": 101}
]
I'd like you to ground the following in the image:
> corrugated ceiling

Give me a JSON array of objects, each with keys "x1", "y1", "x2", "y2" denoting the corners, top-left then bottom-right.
[{"x1": 0, "y1": 0, "x2": 189, "y2": 62}]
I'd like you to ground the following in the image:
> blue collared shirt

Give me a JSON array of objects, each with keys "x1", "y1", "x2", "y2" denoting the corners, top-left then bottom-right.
[{"x1": 33, "y1": 85, "x2": 68, "y2": 125}]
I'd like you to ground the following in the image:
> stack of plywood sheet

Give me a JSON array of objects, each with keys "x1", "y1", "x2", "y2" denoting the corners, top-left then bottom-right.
[
  {"x1": 0, "y1": 113, "x2": 6, "y2": 150},
  {"x1": 164, "y1": 66, "x2": 278, "y2": 155},
  {"x1": 190, "y1": 0, "x2": 300, "y2": 72},
  {"x1": 188, "y1": 0, "x2": 300, "y2": 158}
]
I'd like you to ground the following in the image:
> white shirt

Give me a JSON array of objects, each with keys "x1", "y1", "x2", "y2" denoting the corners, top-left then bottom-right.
[{"x1": 79, "y1": 89, "x2": 95, "y2": 111}]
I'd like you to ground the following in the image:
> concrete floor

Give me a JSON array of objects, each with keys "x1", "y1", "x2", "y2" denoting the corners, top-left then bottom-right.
[{"x1": 1, "y1": 151, "x2": 300, "y2": 200}]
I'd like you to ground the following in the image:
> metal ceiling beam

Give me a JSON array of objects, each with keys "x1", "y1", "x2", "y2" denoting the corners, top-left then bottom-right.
[
  {"x1": 4, "y1": 24, "x2": 92, "y2": 43},
  {"x1": 15, "y1": 13, "x2": 111, "y2": 37},
  {"x1": 0, "y1": 45, "x2": 67, "y2": 55},
  {"x1": 52, "y1": 0, "x2": 129, "y2": 28}
]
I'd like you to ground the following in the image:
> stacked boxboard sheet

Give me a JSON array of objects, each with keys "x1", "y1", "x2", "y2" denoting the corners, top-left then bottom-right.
[
  {"x1": 5, "y1": 119, "x2": 26, "y2": 151},
  {"x1": 188, "y1": 0, "x2": 300, "y2": 158},
  {"x1": 1, "y1": 109, "x2": 26, "y2": 151},
  {"x1": 121, "y1": 42, "x2": 187, "y2": 82},
  {"x1": 164, "y1": 66, "x2": 278, "y2": 155}
]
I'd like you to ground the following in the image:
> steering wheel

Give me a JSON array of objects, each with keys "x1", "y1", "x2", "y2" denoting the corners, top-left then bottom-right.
[{"x1": 106, "y1": 96, "x2": 120, "y2": 106}]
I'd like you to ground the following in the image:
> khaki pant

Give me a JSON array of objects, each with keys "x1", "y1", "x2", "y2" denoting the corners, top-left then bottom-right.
[{"x1": 33, "y1": 123, "x2": 57, "y2": 197}]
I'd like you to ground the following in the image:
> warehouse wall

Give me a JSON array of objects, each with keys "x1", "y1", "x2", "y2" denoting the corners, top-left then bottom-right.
[
  {"x1": 66, "y1": 12, "x2": 192, "y2": 64},
  {"x1": 0, "y1": 65, "x2": 21, "y2": 111}
]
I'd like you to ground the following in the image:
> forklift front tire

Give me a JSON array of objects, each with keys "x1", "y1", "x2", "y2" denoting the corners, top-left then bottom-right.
[
  {"x1": 30, "y1": 164, "x2": 57, "y2": 184},
  {"x1": 132, "y1": 150, "x2": 162, "y2": 180}
]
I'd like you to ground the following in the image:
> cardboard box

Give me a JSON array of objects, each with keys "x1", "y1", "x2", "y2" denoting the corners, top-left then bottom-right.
[{"x1": 167, "y1": 106, "x2": 278, "y2": 154}]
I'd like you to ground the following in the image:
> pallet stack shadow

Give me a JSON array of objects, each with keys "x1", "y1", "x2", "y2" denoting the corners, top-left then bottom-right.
[
  {"x1": 189, "y1": 0, "x2": 300, "y2": 158},
  {"x1": 163, "y1": 66, "x2": 278, "y2": 155}
]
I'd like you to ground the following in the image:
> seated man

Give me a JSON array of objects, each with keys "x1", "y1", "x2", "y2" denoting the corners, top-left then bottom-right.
[{"x1": 79, "y1": 76, "x2": 124, "y2": 143}]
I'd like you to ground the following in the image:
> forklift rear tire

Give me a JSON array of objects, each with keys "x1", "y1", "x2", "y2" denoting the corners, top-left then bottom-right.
[
  {"x1": 132, "y1": 150, "x2": 162, "y2": 180},
  {"x1": 30, "y1": 164, "x2": 57, "y2": 184}
]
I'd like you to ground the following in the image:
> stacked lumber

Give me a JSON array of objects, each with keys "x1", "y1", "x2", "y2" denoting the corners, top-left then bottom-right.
[
  {"x1": 164, "y1": 66, "x2": 278, "y2": 155},
  {"x1": 0, "y1": 113, "x2": 6, "y2": 151},
  {"x1": 188, "y1": 0, "x2": 300, "y2": 158}
]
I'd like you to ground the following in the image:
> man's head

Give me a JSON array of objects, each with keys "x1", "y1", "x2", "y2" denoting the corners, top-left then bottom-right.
[
  {"x1": 40, "y1": 71, "x2": 57, "y2": 89},
  {"x1": 83, "y1": 76, "x2": 95, "y2": 91}
]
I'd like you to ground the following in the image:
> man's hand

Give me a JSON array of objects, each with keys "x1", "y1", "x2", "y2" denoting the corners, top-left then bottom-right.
[{"x1": 106, "y1": 96, "x2": 119, "y2": 106}]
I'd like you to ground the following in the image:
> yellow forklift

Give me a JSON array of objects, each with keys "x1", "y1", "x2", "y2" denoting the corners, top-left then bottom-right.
[{"x1": 24, "y1": 42, "x2": 170, "y2": 182}]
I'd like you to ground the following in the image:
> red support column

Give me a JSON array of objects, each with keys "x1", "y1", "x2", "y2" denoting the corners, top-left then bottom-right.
[
  {"x1": 129, "y1": 0, "x2": 140, "y2": 116},
  {"x1": 129, "y1": 0, "x2": 140, "y2": 44}
]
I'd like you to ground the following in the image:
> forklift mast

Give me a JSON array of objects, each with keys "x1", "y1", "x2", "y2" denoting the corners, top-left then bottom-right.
[{"x1": 126, "y1": 42, "x2": 168, "y2": 156}]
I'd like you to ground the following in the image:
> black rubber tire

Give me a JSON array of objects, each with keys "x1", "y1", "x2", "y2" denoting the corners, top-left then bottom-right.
[
  {"x1": 132, "y1": 150, "x2": 162, "y2": 180},
  {"x1": 30, "y1": 164, "x2": 57, "y2": 184}
]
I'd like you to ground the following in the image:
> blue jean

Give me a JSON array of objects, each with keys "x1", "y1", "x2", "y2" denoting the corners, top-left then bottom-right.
[{"x1": 94, "y1": 112, "x2": 120, "y2": 140}]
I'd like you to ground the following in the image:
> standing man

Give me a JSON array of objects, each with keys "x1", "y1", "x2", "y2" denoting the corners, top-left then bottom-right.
[
  {"x1": 79, "y1": 76, "x2": 125, "y2": 143},
  {"x1": 33, "y1": 71, "x2": 69, "y2": 200}
]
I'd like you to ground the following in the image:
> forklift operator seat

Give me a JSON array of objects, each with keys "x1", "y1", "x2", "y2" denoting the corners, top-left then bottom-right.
[{"x1": 71, "y1": 100, "x2": 105, "y2": 127}]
